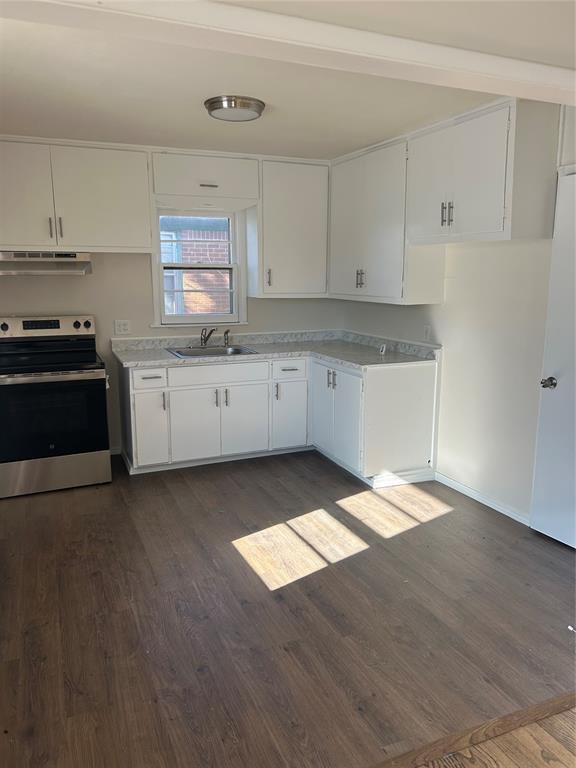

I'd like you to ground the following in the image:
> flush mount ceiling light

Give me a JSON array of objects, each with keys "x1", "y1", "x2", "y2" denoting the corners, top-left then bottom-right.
[{"x1": 204, "y1": 95, "x2": 266, "y2": 122}]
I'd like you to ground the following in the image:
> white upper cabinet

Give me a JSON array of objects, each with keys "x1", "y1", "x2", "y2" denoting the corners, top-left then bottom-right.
[
  {"x1": 406, "y1": 101, "x2": 559, "y2": 244},
  {"x1": 0, "y1": 141, "x2": 152, "y2": 251},
  {"x1": 50, "y1": 146, "x2": 152, "y2": 249},
  {"x1": 153, "y1": 153, "x2": 259, "y2": 198},
  {"x1": 329, "y1": 142, "x2": 445, "y2": 305},
  {"x1": 261, "y1": 161, "x2": 328, "y2": 294},
  {"x1": 0, "y1": 143, "x2": 57, "y2": 248}
]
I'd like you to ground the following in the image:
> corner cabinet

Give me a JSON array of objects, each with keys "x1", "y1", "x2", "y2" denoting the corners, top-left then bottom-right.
[
  {"x1": 248, "y1": 161, "x2": 329, "y2": 297},
  {"x1": 329, "y1": 141, "x2": 445, "y2": 305},
  {"x1": 0, "y1": 141, "x2": 152, "y2": 252},
  {"x1": 309, "y1": 359, "x2": 437, "y2": 484},
  {"x1": 406, "y1": 100, "x2": 560, "y2": 244}
]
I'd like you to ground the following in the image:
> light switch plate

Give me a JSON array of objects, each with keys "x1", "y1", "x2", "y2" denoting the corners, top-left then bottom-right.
[{"x1": 114, "y1": 319, "x2": 131, "y2": 335}]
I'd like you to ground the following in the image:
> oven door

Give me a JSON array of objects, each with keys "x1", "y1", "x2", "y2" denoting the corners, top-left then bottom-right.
[{"x1": 0, "y1": 370, "x2": 109, "y2": 464}]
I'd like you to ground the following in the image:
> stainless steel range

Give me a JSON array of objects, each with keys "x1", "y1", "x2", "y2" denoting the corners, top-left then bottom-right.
[{"x1": 0, "y1": 315, "x2": 111, "y2": 498}]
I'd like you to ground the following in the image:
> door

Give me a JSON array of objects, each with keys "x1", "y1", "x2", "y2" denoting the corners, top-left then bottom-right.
[
  {"x1": 406, "y1": 127, "x2": 452, "y2": 242},
  {"x1": 169, "y1": 387, "x2": 221, "y2": 462},
  {"x1": 133, "y1": 391, "x2": 170, "y2": 466},
  {"x1": 262, "y1": 161, "x2": 328, "y2": 294},
  {"x1": 332, "y1": 369, "x2": 362, "y2": 472},
  {"x1": 271, "y1": 380, "x2": 308, "y2": 449},
  {"x1": 531, "y1": 172, "x2": 575, "y2": 546},
  {"x1": 50, "y1": 146, "x2": 151, "y2": 249},
  {"x1": 0, "y1": 142, "x2": 56, "y2": 247},
  {"x1": 221, "y1": 383, "x2": 269, "y2": 455},
  {"x1": 450, "y1": 107, "x2": 509, "y2": 237},
  {"x1": 330, "y1": 155, "x2": 367, "y2": 296},
  {"x1": 309, "y1": 362, "x2": 333, "y2": 453}
]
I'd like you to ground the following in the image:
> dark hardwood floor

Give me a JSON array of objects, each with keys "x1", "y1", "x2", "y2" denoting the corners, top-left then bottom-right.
[{"x1": 0, "y1": 451, "x2": 574, "y2": 768}]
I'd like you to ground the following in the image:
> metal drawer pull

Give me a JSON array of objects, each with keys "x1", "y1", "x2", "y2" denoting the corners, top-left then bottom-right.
[
  {"x1": 327, "y1": 369, "x2": 332, "y2": 389},
  {"x1": 215, "y1": 388, "x2": 220, "y2": 407},
  {"x1": 275, "y1": 383, "x2": 280, "y2": 400},
  {"x1": 141, "y1": 375, "x2": 162, "y2": 380},
  {"x1": 199, "y1": 183, "x2": 219, "y2": 188},
  {"x1": 332, "y1": 370, "x2": 337, "y2": 388},
  {"x1": 225, "y1": 388, "x2": 230, "y2": 406},
  {"x1": 58, "y1": 217, "x2": 64, "y2": 238},
  {"x1": 441, "y1": 202, "x2": 447, "y2": 226},
  {"x1": 447, "y1": 201, "x2": 454, "y2": 226},
  {"x1": 48, "y1": 217, "x2": 54, "y2": 238},
  {"x1": 280, "y1": 367, "x2": 299, "y2": 372}
]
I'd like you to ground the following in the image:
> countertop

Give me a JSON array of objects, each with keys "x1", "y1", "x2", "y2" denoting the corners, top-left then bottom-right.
[{"x1": 113, "y1": 339, "x2": 433, "y2": 371}]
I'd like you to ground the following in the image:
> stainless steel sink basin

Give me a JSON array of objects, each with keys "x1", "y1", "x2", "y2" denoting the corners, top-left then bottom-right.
[{"x1": 168, "y1": 346, "x2": 256, "y2": 358}]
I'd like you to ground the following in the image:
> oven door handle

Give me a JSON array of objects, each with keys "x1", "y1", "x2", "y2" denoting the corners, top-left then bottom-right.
[{"x1": 0, "y1": 369, "x2": 107, "y2": 385}]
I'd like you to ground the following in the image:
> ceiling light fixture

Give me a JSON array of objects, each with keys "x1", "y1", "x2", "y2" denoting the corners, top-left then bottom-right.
[{"x1": 204, "y1": 95, "x2": 266, "y2": 122}]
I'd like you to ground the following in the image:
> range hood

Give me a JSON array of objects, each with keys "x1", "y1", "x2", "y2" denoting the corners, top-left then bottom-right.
[{"x1": 0, "y1": 252, "x2": 92, "y2": 275}]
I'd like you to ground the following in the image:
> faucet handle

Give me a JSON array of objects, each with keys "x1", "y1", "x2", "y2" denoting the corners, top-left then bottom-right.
[{"x1": 224, "y1": 329, "x2": 230, "y2": 347}]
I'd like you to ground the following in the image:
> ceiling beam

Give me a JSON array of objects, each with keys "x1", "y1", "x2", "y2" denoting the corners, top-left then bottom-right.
[{"x1": 2, "y1": 0, "x2": 574, "y2": 105}]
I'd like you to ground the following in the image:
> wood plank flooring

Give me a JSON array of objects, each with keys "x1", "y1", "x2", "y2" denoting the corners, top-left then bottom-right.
[{"x1": 0, "y1": 451, "x2": 574, "y2": 768}]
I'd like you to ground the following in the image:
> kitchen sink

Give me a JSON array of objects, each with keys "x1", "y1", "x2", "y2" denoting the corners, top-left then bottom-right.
[{"x1": 168, "y1": 346, "x2": 257, "y2": 358}]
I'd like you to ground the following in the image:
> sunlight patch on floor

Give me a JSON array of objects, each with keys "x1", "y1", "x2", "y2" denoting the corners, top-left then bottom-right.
[
  {"x1": 337, "y1": 485, "x2": 453, "y2": 539},
  {"x1": 232, "y1": 509, "x2": 369, "y2": 590}
]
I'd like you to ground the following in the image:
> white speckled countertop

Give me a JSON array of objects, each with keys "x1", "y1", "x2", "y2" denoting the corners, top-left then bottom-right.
[{"x1": 112, "y1": 331, "x2": 439, "y2": 372}]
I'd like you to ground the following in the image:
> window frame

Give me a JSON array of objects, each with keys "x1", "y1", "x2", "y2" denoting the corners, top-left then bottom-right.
[{"x1": 153, "y1": 207, "x2": 247, "y2": 326}]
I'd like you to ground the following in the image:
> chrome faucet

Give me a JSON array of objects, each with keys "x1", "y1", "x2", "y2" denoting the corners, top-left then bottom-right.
[{"x1": 200, "y1": 327, "x2": 217, "y2": 347}]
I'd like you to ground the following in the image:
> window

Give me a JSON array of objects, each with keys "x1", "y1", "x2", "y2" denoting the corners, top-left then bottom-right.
[{"x1": 157, "y1": 212, "x2": 245, "y2": 324}]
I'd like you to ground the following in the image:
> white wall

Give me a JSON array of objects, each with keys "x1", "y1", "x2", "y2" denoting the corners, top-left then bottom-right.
[
  {"x1": 0, "y1": 253, "x2": 348, "y2": 450},
  {"x1": 343, "y1": 241, "x2": 552, "y2": 522}
]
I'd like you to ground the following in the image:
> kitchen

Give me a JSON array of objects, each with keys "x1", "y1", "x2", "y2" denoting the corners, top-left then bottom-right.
[{"x1": 0, "y1": 2, "x2": 574, "y2": 767}]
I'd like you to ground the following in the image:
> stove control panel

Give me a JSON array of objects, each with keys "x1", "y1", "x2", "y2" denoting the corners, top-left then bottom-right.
[{"x1": 0, "y1": 316, "x2": 96, "y2": 338}]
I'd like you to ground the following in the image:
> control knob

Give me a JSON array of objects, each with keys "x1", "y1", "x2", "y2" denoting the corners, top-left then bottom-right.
[
  {"x1": 73, "y1": 320, "x2": 81, "y2": 329},
  {"x1": 0, "y1": 322, "x2": 9, "y2": 332},
  {"x1": 83, "y1": 320, "x2": 92, "y2": 329}
]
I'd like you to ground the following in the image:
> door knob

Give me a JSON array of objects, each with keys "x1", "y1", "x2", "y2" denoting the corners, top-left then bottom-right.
[{"x1": 540, "y1": 376, "x2": 558, "y2": 389}]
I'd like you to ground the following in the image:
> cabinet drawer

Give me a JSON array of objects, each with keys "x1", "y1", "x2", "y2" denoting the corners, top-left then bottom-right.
[
  {"x1": 272, "y1": 359, "x2": 307, "y2": 379},
  {"x1": 153, "y1": 153, "x2": 259, "y2": 198},
  {"x1": 168, "y1": 362, "x2": 269, "y2": 388},
  {"x1": 132, "y1": 368, "x2": 167, "y2": 389}
]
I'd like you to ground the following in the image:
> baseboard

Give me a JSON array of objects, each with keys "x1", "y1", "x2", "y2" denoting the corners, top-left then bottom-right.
[
  {"x1": 369, "y1": 468, "x2": 435, "y2": 488},
  {"x1": 434, "y1": 472, "x2": 529, "y2": 526}
]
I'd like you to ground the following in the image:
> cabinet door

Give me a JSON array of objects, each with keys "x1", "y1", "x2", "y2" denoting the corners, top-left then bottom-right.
[
  {"x1": 0, "y1": 142, "x2": 56, "y2": 247},
  {"x1": 221, "y1": 383, "x2": 269, "y2": 455},
  {"x1": 153, "y1": 153, "x2": 259, "y2": 198},
  {"x1": 50, "y1": 146, "x2": 151, "y2": 249},
  {"x1": 309, "y1": 362, "x2": 333, "y2": 453},
  {"x1": 406, "y1": 128, "x2": 452, "y2": 242},
  {"x1": 329, "y1": 155, "x2": 366, "y2": 296},
  {"x1": 271, "y1": 380, "x2": 308, "y2": 449},
  {"x1": 133, "y1": 391, "x2": 170, "y2": 466},
  {"x1": 450, "y1": 107, "x2": 509, "y2": 237},
  {"x1": 332, "y1": 369, "x2": 362, "y2": 472},
  {"x1": 169, "y1": 387, "x2": 221, "y2": 462},
  {"x1": 262, "y1": 161, "x2": 328, "y2": 294}
]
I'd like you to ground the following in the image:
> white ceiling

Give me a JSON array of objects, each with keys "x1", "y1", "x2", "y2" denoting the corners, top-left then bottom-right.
[
  {"x1": 217, "y1": 1, "x2": 576, "y2": 69},
  {"x1": 0, "y1": 17, "x2": 494, "y2": 158}
]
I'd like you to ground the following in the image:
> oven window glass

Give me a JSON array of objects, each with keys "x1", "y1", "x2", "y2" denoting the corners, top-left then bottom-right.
[{"x1": 0, "y1": 379, "x2": 109, "y2": 463}]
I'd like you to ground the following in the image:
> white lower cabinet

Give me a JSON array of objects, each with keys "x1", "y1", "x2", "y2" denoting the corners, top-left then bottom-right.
[
  {"x1": 221, "y1": 383, "x2": 269, "y2": 455},
  {"x1": 170, "y1": 387, "x2": 221, "y2": 463},
  {"x1": 133, "y1": 390, "x2": 170, "y2": 466},
  {"x1": 310, "y1": 361, "x2": 334, "y2": 454},
  {"x1": 271, "y1": 380, "x2": 308, "y2": 449}
]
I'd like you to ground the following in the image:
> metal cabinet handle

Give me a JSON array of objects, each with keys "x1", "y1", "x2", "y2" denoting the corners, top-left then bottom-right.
[
  {"x1": 162, "y1": 391, "x2": 167, "y2": 410},
  {"x1": 199, "y1": 183, "x2": 219, "y2": 188},
  {"x1": 355, "y1": 269, "x2": 360, "y2": 288},
  {"x1": 275, "y1": 383, "x2": 280, "y2": 400},
  {"x1": 327, "y1": 369, "x2": 332, "y2": 389},
  {"x1": 441, "y1": 202, "x2": 447, "y2": 227},
  {"x1": 48, "y1": 217, "x2": 54, "y2": 238},
  {"x1": 58, "y1": 217, "x2": 64, "y2": 238},
  {"x1": 332, "y1": 370, "x2": 337, "y2": 388},
  {"x1": 225, "y1": 388, "x2": 230, "y2": 406},
  {"x1": 266, "y1": 268, "x2": 272, "y2": 287},
  {"x1": 141, "y1": 375, "x2": 162, "y2": 380},
  {"x1": 215, "y1": 389, "x2": 220, "y2": 407},
  {"x1": 358, "y1": 269, "x2": 365, "y2": 288},
  {"x1": 541, "y1": 376, "x2": 557, "y2": 389},
  {"x1": 447, "y1": 201, "x2": 454, "y2": 227}
]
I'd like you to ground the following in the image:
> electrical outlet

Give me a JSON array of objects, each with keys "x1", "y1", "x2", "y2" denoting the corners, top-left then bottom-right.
[
  {"x1": 423, "y1": 324, "x2": 432, "y2": 342},
  {"x1": 114, "y1": 319, "x2": 131, "y2": 335}
]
